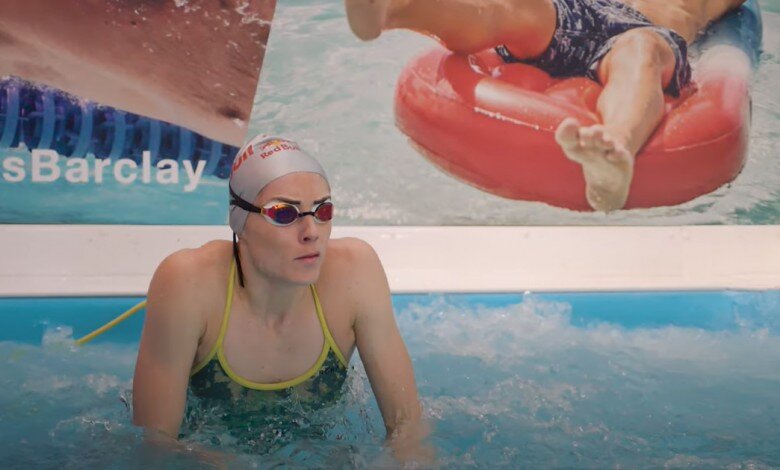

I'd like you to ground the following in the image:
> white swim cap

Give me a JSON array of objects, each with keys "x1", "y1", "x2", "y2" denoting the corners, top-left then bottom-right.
[{"x1": 229, "y1": 135, "x2": 328, "y2": 235}]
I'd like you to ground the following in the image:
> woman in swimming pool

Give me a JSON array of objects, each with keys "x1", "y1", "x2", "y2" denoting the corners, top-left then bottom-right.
[{"x1": 132, "y1": 135, "x2": 430, "y2": 462}]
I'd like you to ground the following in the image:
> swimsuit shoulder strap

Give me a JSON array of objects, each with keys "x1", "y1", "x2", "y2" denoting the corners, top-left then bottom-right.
[
  {"x1": 190, "y1": 258, "x2": 236, "y2": 375},
  {"x1": 213, "y1": 283, "x2": 335, "y2": 390},
  {"x1": 310, "y1": 284, "x2": 348, "y2": 368}
]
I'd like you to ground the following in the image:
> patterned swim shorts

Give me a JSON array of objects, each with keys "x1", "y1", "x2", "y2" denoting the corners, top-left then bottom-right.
[{"x1": 495, "y1": 0, "x2": 692, "y2": 96}]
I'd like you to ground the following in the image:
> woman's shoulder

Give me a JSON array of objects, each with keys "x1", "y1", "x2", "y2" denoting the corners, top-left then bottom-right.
[
  {"x1": 324, "y1": 237, "x2": 383, "y2": 271},
  {"x1": 320, "y1": 237, "x2": 389, "y2": 302},
  {"x1": 152, "y1": 240, "x2": 231, "y2": 284},
  {"x1": 147, "y1": 240, "x2": 232, "y2": 315}
]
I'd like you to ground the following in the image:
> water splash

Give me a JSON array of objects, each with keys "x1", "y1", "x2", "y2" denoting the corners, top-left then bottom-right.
[{"x1": 3, "y1": 293, "x2": 780, "y2": 467}]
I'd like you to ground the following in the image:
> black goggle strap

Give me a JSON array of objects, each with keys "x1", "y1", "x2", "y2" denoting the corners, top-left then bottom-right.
[
  {"x1": 232, "y1": 232, "x2": 246, "y2": 288},
  {"x1": 229, "y1": 185, "x2": 260, "y2": 213},
  {"x1": 229, "y1": 186, "x2": 248, "y2": 288}
]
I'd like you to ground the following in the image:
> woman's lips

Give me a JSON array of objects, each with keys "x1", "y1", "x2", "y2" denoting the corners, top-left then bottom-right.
[{"x1": 296, "y1": 252, "x2": 320, "y2": 262}]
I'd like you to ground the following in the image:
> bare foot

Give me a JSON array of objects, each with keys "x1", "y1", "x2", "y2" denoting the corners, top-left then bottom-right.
[
  {"x1": 344, "y1": 0, "x2": 392, "y2": 40},
  {"x1": 555, "y1": 118, "x2": 634, "y2": 212}
]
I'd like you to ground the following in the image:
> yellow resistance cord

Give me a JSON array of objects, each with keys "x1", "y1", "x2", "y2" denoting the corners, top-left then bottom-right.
[{"x1": 74, "y1": 299, "x2": 147, "y2": 346}]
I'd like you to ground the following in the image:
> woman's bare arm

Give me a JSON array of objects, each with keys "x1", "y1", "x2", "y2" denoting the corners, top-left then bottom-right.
[
  {"x1": 132, "y1": 251, "x2": 207, "y2": 437},
  {"x1": 347, "y1": 239, "x2": 434, "y2": 464}
]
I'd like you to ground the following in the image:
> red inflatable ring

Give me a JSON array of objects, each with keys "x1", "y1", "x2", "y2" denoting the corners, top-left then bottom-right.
[{"x1": 394, "y1": 48, "x2": 751, "y2": 210}]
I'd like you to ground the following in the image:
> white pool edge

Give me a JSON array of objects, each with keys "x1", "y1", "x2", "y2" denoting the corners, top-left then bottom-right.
[{"x1": 1, "y1": 225, "x2": 779, "y2": 296}]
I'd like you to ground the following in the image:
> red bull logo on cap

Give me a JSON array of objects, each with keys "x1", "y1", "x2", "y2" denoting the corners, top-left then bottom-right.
[
  {"x1": 232, "y1": 138, "x2": 301, "y2": 173},
  {"x1": 261, "y1": 139, "x2": 290, "y2": 150}
]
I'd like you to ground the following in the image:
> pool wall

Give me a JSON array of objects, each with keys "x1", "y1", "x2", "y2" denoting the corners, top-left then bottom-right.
[{"x1": 1, "y1": 225, "x2": 779, "y2": 296}]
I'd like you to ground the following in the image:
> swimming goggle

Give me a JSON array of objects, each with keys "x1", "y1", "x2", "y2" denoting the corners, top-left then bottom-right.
[{"x1": 230, "y1": 186, "x2": 333, "y2": 226}]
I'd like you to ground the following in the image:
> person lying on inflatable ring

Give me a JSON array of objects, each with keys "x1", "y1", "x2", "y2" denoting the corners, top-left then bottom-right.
[
  {"x1": 132, "y1": 135, "x2": 432, "y2": 464},
  {"x1": 345, "y1": 0, "x2": 746, "y2": 211}
]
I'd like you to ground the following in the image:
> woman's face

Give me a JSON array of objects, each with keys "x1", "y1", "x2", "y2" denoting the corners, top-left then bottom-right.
[{"x1": 240, "y1": 172, "x2": 332, "y2": 285}]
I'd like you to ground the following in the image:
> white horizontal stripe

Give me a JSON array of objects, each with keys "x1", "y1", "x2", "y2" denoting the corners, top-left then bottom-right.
[{"x1": 0, "y1": 225, "x2": 778, "y2": 296}]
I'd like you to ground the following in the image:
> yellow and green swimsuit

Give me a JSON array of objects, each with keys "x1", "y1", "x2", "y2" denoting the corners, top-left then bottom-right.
[{"x1": 185, "y1": 261, "x2": 350, "y2": 447}]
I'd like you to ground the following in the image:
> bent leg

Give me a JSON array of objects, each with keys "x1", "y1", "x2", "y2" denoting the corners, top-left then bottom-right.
[
  {"x1": 344, "y1": 0, "x2": 555, "y2": 56},
  {"x1": 555, "y1": 28, "x2": 677, "y2": 211},
  {"x1": 628, "y1": 0, "x2": 747, "y2": 43}
]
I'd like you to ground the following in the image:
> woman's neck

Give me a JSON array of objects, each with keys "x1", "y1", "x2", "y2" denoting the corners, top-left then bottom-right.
[{"x1": 234, "y1": 249, "x2": 311, "y2": 329}]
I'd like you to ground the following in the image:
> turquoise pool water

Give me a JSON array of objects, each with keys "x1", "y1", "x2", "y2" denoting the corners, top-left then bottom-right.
[{"x1": 2, "y1": 291, "x2": 779, "y2": 468}]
